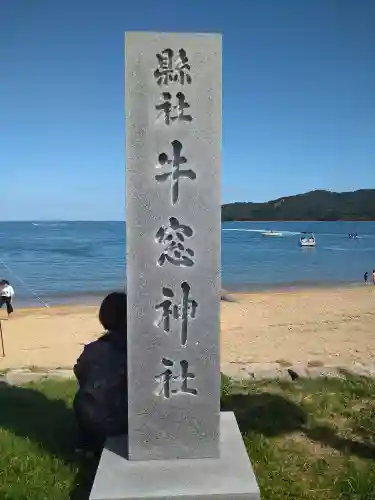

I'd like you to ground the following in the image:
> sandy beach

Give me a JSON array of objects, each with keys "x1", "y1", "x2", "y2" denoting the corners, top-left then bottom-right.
[{"x1": 0, "y1": 286, "x2": 374, "y2": 371}]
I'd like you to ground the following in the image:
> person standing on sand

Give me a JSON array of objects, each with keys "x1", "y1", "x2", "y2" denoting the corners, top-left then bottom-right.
[
  {"x1": 373, "y1": 270, "x2": 375, "y2": 285},
  {"x1": 0, "y1": 280, "x2": 15, "y2": 316},
  {"x1": 364, "y1": 272, "x2": 369, "y2": 284}
]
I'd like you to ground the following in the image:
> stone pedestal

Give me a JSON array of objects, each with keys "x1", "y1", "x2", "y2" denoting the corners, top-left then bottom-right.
[{"x1": 89, "y1": 412, "x2": 260, "y2": 500}]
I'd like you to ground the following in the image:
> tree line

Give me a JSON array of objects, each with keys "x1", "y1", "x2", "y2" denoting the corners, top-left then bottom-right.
[{"x1": 221, "y1": 189, "x2": 375, "y2": 221}]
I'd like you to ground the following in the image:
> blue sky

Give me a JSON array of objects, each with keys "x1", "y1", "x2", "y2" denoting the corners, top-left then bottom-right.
[{"x1": 1, "y1": 1, "x2": 374, "y2": 220}]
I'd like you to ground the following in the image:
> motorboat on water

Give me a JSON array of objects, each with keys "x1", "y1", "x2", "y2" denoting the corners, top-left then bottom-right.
[
  {"x1": 300, "y1": 232, "x2": 316, "y2": 247},
  {"x1": 261, "y1": 230, "x2": 283, "y2": 237}
]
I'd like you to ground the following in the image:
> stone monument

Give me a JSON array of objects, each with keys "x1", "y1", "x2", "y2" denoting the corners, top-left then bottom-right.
[{"x1": 89, "y1": 31, "x2": 260, "y2": 500}]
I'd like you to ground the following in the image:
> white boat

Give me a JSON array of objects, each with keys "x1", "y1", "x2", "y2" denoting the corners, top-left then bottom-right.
[
  {"x1": 300, "y1": 233, "x2": 316, "y2": 247},
  {"x1": 261, "y1": 230, "x2": 283, "y2": 237}
]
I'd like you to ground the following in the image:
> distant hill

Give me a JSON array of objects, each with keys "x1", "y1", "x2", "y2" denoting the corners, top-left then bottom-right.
[{"x1": 221, "y1": 189, "x2": 375, "y2": 221}]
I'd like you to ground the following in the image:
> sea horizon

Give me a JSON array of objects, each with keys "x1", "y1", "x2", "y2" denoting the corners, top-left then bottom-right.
[{"x1": 0, "y1": 220, "x2": 374, "y2": 308}]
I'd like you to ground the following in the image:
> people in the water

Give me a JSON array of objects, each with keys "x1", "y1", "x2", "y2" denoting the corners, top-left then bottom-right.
[
  {"x1": 363, "y1": 271, "x2": 375, "y2": 285},
  {"x1": 0, "y1": 280, "x2": 15, "y2": 316},
  {"x1": 349, "y1": 233, "x2": 359, "y2": 239}
]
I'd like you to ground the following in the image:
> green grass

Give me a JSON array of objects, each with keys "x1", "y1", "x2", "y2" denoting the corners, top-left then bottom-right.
[
  {"x1": 1, "y1": 376, "x2": 375, "y2": 499},
  {"x1": 0, "y1": 379, "x2": 95, "y2": 500},
  {"x1": 222, "y1": 374, "x2": 375, "y2": 499}
]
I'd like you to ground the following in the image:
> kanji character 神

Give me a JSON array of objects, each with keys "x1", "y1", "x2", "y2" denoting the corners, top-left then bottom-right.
[{"x1": 154, "y1": 282, "x2": 198, "y2": 346}]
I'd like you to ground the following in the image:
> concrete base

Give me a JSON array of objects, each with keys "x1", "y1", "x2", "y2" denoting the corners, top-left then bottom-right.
[{"x1": 89, "y1": 412, "x2": 260, "y2": 500}]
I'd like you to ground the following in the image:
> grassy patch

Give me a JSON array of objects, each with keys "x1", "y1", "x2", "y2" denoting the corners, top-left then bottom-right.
[
  {"x1": 0, "y1": 379, "x2": 97, "y2": 500},
  {"x1": 221, "y1": 374, "x2": 375, "y2": 499},
  {"x1": 1, "y1": 376, "x2": 375, "y2": 499}
]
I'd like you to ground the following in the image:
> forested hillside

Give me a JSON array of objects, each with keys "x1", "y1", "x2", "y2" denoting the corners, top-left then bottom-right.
[{"x1": 221, "y1": 190, "x2": 375, "y2": 221}]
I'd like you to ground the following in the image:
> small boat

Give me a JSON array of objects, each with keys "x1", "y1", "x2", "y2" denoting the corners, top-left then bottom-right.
[
  {"x1": 300, "y1": 232, "x2": 316, "y2": 247},
  {"x1": 261, "y1": 230, "x2": 283, "y2": 237}
]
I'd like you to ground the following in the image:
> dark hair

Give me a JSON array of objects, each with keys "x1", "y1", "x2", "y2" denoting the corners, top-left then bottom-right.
[{"x1": 99, "y1": 292, "x2": 127, "y2": 332}]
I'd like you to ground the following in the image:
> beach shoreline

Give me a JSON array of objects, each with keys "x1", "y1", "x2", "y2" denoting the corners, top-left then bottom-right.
[
  {"x1": 1, "y1": 285, "x2": 374, "y2": 372},
  {"x1": 11, "y1": 280, "x2": 369, "y2": 309},
  {"x1": 223, "y1": 280, "x2": 368, "y2": 294}
]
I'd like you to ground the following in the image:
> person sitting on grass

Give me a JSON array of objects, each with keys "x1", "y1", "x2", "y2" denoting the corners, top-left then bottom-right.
[{"x1": 73, "y1": 291, "x2": 128, "y2": 454}]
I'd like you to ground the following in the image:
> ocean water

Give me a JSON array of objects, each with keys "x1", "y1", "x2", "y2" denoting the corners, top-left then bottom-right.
[{"x1": 0, "y1": 221, "x2": 374, "y2": 307}]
